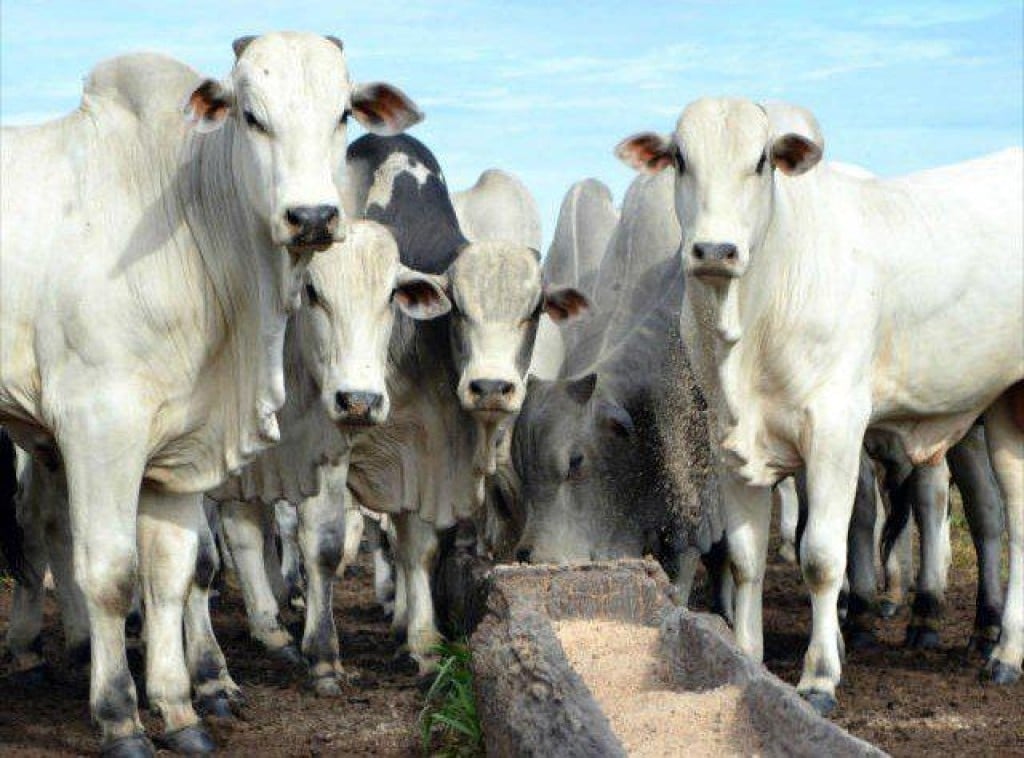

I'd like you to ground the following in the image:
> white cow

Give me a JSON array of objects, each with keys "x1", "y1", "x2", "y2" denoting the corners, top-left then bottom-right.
[
  {"x1": 617, "y1": 98, "x2": 1023, "y2": 711},
  {"x1": 0, "y1": 35, "x2": 420, "y2": 754},
  {"x1": 209, "y1": 221, "x2": 449, "y2": 697}
]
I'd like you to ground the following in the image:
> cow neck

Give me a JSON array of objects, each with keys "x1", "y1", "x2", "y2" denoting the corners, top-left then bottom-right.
[
  {"x1": 713, "y1": 167, "x2": 858, "y2": 485},
  {"x1": 173, "y1": 121, "x2": 304, "y2": 481}
]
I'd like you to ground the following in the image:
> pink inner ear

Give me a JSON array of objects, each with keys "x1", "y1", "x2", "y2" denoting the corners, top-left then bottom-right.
[
  {"x1": 396, "y1": 280, "x2": 439, "y2": 309},
  {"x1": 544, "y1": 289, "x2": 590, "y2": 322},
  {"x1": 187, "y1": 82, "x2": 228, "y2": 124},
  {"x1": 615, "y1": 133, "x2": 673, "y2": 173}
]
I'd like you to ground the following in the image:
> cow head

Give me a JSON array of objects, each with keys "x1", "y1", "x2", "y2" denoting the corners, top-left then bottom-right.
[
  {"x1": 511, "y1": 373, "x2": 657, "y2": 564},
  {"x1": 298, "y1": 221, "x2": 449, "y2": 426},
  {"x1": 184, "y1": 32, "x2": 422, "y2": 253},
  {"x1": 615, "y1": 98, "x2": 823, "y2": 339},
  {"x1": 446, "y1": 242, "x2": 589, "y2": 421}
]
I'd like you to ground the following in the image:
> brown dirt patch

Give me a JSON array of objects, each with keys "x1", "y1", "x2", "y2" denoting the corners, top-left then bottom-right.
[
  {"x1": 693, "y1": 495, "x2": 1023, "y2": 757},
  {"x1": 0, "y1": 554, "x2": 421, "y2": 756},
  {"x1": 555, "y1": 618, "x2": 762, "y2": 757}
]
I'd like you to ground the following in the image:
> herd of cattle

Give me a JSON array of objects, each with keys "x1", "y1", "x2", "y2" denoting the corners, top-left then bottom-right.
[{"x1": 0, "y1": 31, "x2": 1021, "y2": 756}]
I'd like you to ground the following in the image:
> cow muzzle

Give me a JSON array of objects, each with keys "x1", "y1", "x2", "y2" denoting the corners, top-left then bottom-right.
[
  {"x1": 687, "y1": 242, "x2": 746, "y2": 281},
  {"x1": 464, "y1": 378, "x2": 520, "y2": 419},
  {"x1": 284, "y1": 204, "x2": 342, "y2": 252},
  {"x1": 333, "y1": 390, "x2": 387, "y2": 426}
]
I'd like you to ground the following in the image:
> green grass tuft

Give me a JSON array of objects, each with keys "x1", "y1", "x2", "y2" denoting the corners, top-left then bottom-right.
[{"x1": 419, "y1": 640, "x2": 484, "y2": 757}]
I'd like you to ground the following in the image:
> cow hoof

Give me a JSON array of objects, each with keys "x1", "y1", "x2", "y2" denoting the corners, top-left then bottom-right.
[
  {"x1": 416, "y1": 671, "x2": 439, "y2": 693},
  {"x1": 270, "y1": 644, "x2": 304, "y2": 667},
  {"x1": 156, "y1": 725, "x2": 215, "y2": 755},
  {"x1": 391, "y1": 626, "x2": 408, "y2": 646},
  {"x1": 196, "y1": 693, "x2": 234, "y2": 719},
  {"x1": 983, "y1": 660, "x2": 1022, "y2": 686},
  {"x1": 877, "y1": 600, "x2": 900, "y2": 619},
  {"x1": 311, "y1": 675, "x2": 343, "y2": 697},
  {"x1": 390, "y1": 651, "x2": 419, "y2": 676},
  {"x1": 801, "y1": 690, "x2": 837, "y2": 716},
  {"x1": 846, "y1": 628, "x2": 880, "y2": 652},
  {"x1": 905, "y1": 625, "x2": 940, "y2": 650},
  {"x1": 101, "y1": 734, "x2": 156, "y2": 758}
]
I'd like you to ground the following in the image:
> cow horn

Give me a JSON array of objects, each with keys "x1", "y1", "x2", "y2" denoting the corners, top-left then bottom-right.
[
  {"x1": 232, "y1": 35, "x2": 257, "y2": 59},
  {"x1": 326, "y1": 35, "x2": 344, "y2": 52}
]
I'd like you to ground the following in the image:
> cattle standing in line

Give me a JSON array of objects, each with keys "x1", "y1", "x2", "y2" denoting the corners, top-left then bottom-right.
[
  {"x1": 0, "y1": 34, "x2": 421, "y2": 754},
  {"x1": 617, "y1": 97, "x2": 1023, "y2": 711}
]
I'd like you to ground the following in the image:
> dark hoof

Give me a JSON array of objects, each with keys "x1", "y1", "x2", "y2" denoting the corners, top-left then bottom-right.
[
  {"x1": 101, "y1": 734, "x2": 156, "y2": 758},
  {"x1": 9, "y1": 664, "x2": 50, "y2": 688},
  {"x1": 390, "y1": 651, "x2": 419, "y2": 676},
  {"x1": 195, "y1": 693, "x2": 234, "y2": 719},
  {"x1": 967, "y1": 635, "x2": 998, "y2": 660},
  {"x1": 801, "y1": 690, "x2": 837, "y2": 716},
  {"x1": 877, "y1": 600, "x2": 901, "y2": 619},
  {"x1": 391, "y1": 626, "x2": 408, "y2": 646},
  {"x1": 905, "y1": 625, "x2": 940, "y2": 650},
  {"x1": 983, "y1": 660, "x2": 1022, "y2": 686},
  {"x1": 269, "y1": 644, "x2": 304, "y2": 667},
  {"x1": 310, "y1": 675, "x2": 343, "y2": 697},
  {"x1": 846, "y1": 628, "x2": 881, "y2": 652},
  {"x1": 155, "y1": 724, "x2": 216, "y2": 755}
]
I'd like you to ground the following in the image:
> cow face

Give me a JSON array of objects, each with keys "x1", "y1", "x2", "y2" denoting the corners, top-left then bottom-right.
[
  {"x1": 185, "y1": 32, "x2": 422, "y2": 253},
  {"x1": 298, "y1": 222, "x2": 449, "y2": 426},
  {"x1": 615, "y1": 98, "x2": 823, "y2": 283},
  {"x1": 446, "y1": 242, "x2": 589, "y2": 421},
  {"x1": 511, "y1": 374, "x2": 652, "y2": 563}
]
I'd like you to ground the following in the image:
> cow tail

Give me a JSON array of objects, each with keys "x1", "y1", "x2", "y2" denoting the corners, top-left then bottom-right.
[
  {"x1": 0, "y1": 428, "x2": 30, "y2": 584},
  {"x1": 880, "y1": 474, "x2": 913, "y2": 567}
]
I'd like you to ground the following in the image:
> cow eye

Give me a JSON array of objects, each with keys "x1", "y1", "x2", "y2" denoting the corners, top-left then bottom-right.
[
  {"x1": 567, "y1": 451, "x2": 585, "y2": 481},
  {"x1": 755, "y1": 150, "x2": 768, "y2": 175},
  {"x1": 338, "y1": 109, "x2": 351, "y2": 128},
  {"x1": 243, "y1": 110, "x2": 268, "y2": 134},
  {"x1": 305, "y1": 282, "x2": 321, "y2": 306}
]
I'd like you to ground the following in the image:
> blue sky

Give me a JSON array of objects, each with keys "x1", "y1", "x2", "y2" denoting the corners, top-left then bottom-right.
[{"x1": 2, "y1": 1, "x2": 1021, "y2": 247}]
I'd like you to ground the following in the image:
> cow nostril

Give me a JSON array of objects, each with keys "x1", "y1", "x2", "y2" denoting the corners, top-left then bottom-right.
[
  {"x1": 335, "y1": 391, "x2": 350, "y2": 412},
  {"x1": 515, "y1": 548, "x2": 532, "y2": 563},
  {"x1": 693, "y1": 244, "x2": 706, "y2": 260},
  {"x1": 724, "y1": 246, "x2": 738, "y2": 262},
  {"x1": 285, "y1": 208, "x2": 303, "y2": 229},
  {"x1": 470, "y1": 379, "x2": 515, "y2": 399},
  {"x1": 322, "y1": 205, "x2": 339, "y2": 228},
  {"x1": 499, "y1": 381, "x2": 514, "y2": 396}
]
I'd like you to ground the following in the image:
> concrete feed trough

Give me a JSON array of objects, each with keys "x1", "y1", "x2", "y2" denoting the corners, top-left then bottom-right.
[{"x1": 469, "y1": 561, "x2": 886, "y2": 757}]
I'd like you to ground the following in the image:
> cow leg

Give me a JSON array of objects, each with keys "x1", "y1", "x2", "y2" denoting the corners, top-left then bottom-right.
[
  {"x1": 273, "y1": 501, "x2": 303, "y2": 609},
  {"x1": 219, "y1": 500, "x2": 300, "y2": 663},
  {"x1": 60, "y1": 405, "x2": 152, "y2": 755},
  {"x1": 879, "y1": 512, "x2": 912, "y2": 618},
  {"x1": 184, "y1": 506, "x2": 242, "y2": 718},
  {"x1": 797, "y1": 419, "x2": 864, "y2": 715},
  {"x1": 43, "y1": 476, "x2": 91, "y2": 666},
  {"x1": 365, "y1": 517, "x2": 396, "y2": 615},
  {"x1": 845, "y1": 453, "x2": 880, "y2": 650},
  {"x1": 137, "y1": 490, "x2": 214, "y2": 754},
  {"x1": 775, "y1": 477, "x2": 799, "y2": 564},
  {"x1": 393, "y1": 510, "x2": 442, "y2": 671},
  {"x1": 905, "y1": 461, "x2": 951, "y2": 649},
  {"x1": 947, "y1": 424, "x2": 1006, "y2": 657},
  {"x1": 982, "y1": 390, "x2": 1024, "y2": 684},
  {"x1": 6, "y1": 459, "x2": 48, "y2": 679},
  {"x1": 297, "y1": 462, "x2": 348, "y2": 696},
  {"x1": 721, "y1": 472, "x2": 771, "y2": 663},
  {"x1": 335, "y1": 491, "x2": 365, "y2": 579}
]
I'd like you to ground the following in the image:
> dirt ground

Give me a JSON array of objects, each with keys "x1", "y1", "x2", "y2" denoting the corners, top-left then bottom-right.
[
  {"x1": 0, "y1": 555, "x2": 423, "y2": 756},
  {"x1": 755, "y1": 512, "x2": 1023, "y2": 757},
  {"x1": 2, "y1": 502, "x2": 1022, "y2": 756}
]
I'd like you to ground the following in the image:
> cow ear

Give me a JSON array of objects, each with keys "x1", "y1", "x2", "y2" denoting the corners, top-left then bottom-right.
[
  {"x1": 544, "y1": 286, "x2": 590, "y2": 323},
  {"x1": 351, "y1": 82, "x2": 424, "y2": 136},
  {"x1": 326, "y1": 35, "x2": 344, "y2": 53},
  {"x1": 394, "y1": 268, "x2": 451, "y2": 320},
  {"x1": 185, "y1": 79, "x2": 233, "y2": 134},
  {"x1": 565, "y1": 373, "x2": 597, "y2": 405},
  {"x1": 597, "y1": 400, "x2": 635, "y2": 438},
  {"x1": 615, "y1": 132, "x2": 675, "y2": 173},
  {"x1": 232, "y1": 35, "x2": 257, "y2": 59},
  {"x1": 770, "y1": 134, "x2": 823, "y2": 176}
]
